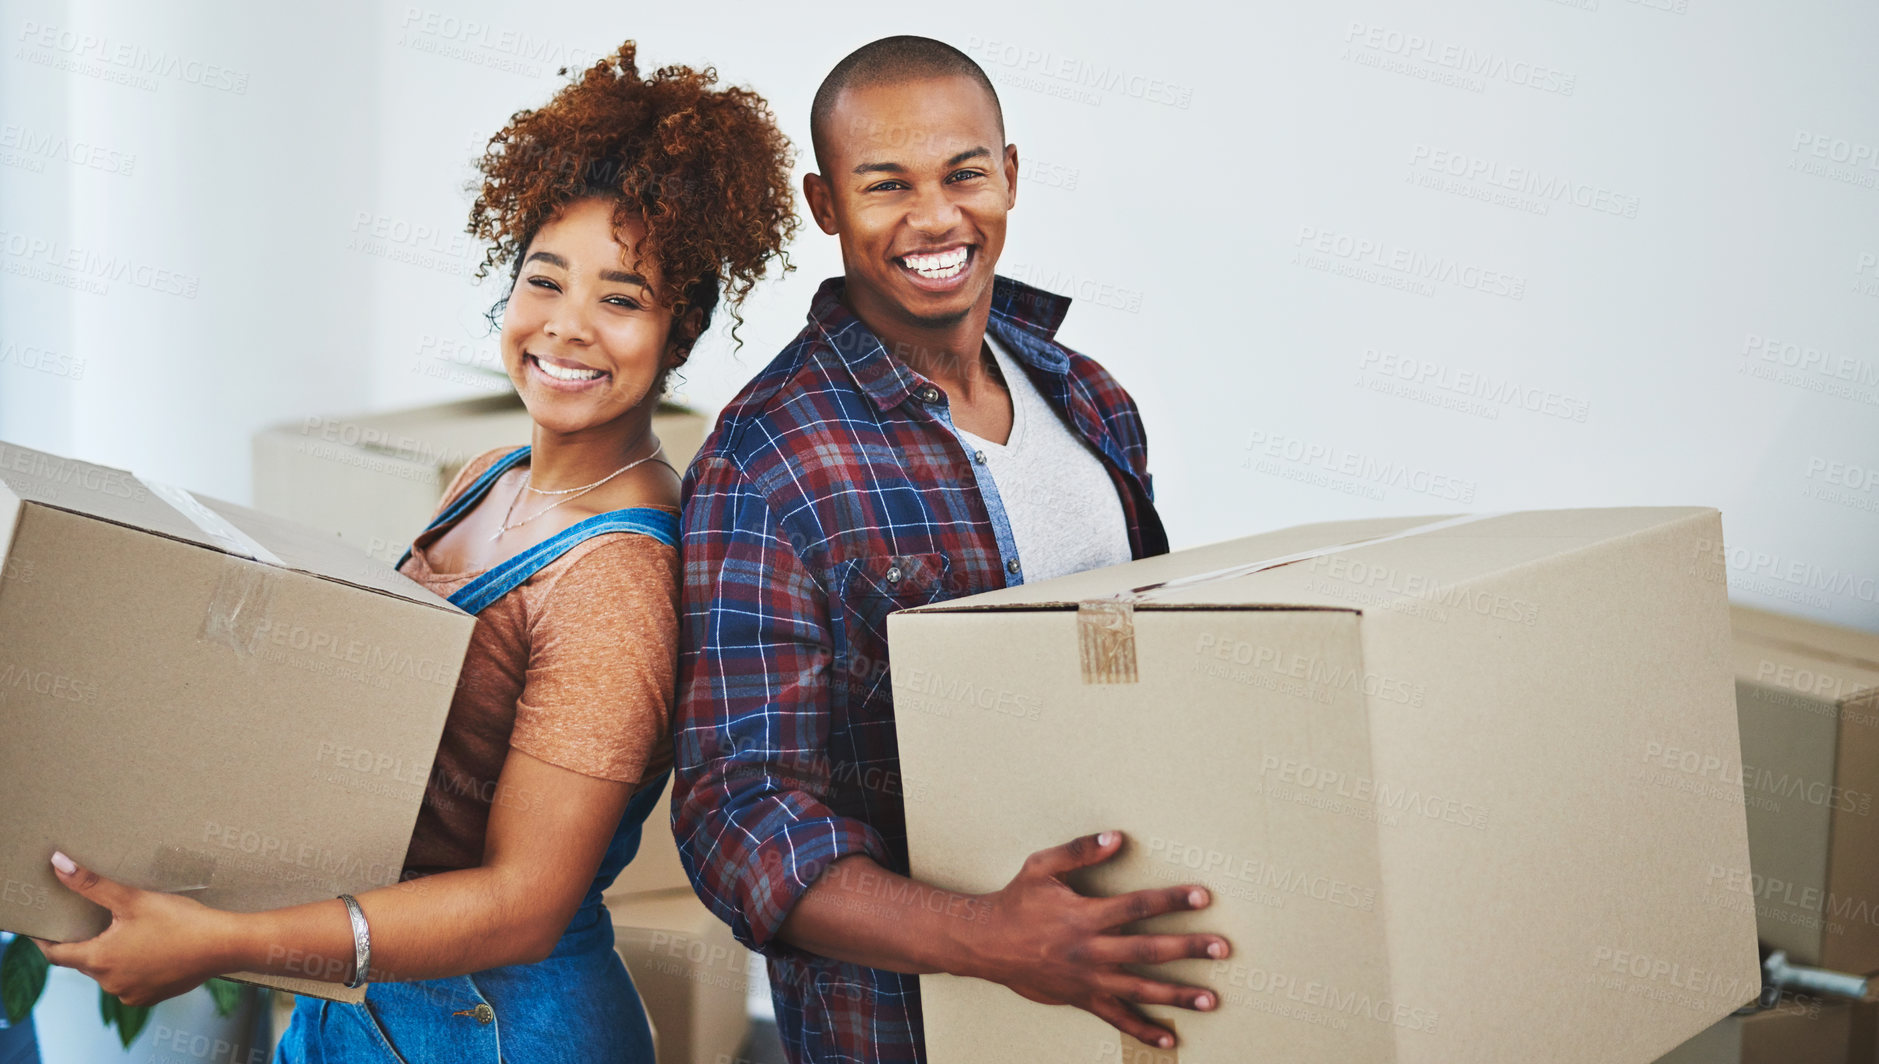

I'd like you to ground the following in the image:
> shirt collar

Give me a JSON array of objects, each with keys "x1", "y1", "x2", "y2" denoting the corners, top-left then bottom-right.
[{"x1": 806, "y1": 274, "x2": 1075, "y2": 412}]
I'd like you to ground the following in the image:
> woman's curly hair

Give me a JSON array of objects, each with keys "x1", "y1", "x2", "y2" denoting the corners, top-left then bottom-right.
[{"x1": 468, "y1": 41, "x2": 798, "y2": 347}]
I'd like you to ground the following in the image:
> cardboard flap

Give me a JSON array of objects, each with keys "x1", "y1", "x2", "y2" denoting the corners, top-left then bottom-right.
[
  {"x1": 908, "y1": 507, "x2": 1718, "y2": 614},
  {"x1": 0, "y1": 439, "x2": 457, "y2": 612},
  {"x1": 0, "y1": 441, "x2": 232, "y2": 551},
  {"x1": 194, "y1": 493, "x2": 459, "y2": 610}
]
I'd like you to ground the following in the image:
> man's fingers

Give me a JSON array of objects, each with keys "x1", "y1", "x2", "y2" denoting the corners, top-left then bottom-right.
[
  {"x1": 48, "y1": 850, "x2": 132, "y2": 912},
  {"x1": 1076, "y1": 932, "x2": 1231, "y2": 967},
  {"x1": 1099, "y1": 972, "x2": 1220, "y2": 1012},
  {"x1": 1086, "y1": 993, "x2": 1178, "y2": 1051},
  {"x1": 1090, "y1": 885, "x2": 1212, "y2": 930},
  {"x1": 1022, "y1": 831, "x2": 1124, "y2": 880}
]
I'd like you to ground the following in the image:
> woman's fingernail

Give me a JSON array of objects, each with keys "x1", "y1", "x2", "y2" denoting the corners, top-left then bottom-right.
[
  {"x1": 50, "y1": 851, "x2": 76, "y2": 875},
  {"x1": 1097, "y1": 831, "x2": 1118, "y2": 847},
  {"x1": 1158, "y1": 1035, "x2": 1174, "y2": 1049},
  {"x1": 1208, "y1": 941, "x2": 1227, "y2": 959},
  {"x1": 1188, "y1": 889, "x2": 1208, "y2": 907},
  {"x1": 1197, "y1": 993, "x2": 1215, "y2": 1010}
]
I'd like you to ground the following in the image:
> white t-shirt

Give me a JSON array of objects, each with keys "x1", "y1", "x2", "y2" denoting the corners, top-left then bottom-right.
[{"x1": 954, "y1": 334, "x2": 1133, "y2": 584}]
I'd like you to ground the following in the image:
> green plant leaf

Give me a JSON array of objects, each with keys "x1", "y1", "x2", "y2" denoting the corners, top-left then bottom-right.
[
  {"x1": 1, "y1": 936, "x2": 49, "y2": 1024},
  {"x1": 98, "y1": 986, "x2": 116, "y2": 1026},
  {"x1": 206, "y1": 977, "x2": 242, "y2": 1017},
  {"x1": 113, "y1": 1000, "x2": 151, "y2": 1048}
]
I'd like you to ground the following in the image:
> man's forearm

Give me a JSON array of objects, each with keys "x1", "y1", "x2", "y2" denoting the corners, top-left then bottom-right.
[{"x1": 774, "y1": 855, "x2": 988, "y2": 978}]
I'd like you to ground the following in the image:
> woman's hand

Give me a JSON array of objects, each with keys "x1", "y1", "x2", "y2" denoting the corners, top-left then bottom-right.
[{"x1": 32, "y1": 851, "x2": 235, "y2": 1007}]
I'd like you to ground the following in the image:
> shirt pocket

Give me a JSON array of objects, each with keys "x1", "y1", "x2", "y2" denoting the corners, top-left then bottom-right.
[{"x1": 824, "y1": 551, "x2": 952, "y2": 712}]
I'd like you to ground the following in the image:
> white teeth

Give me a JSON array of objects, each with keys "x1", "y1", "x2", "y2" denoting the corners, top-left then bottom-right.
[
  {"x1": 535, "y1": 357, "x2": 604, "y2": 381},
  {"x1": 901, "y1": 247, "x2": 969, "y2": 279}
]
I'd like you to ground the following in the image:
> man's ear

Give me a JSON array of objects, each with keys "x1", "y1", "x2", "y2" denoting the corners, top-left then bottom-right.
[
  {"x1": 1003, "y1": 143, "x2": 1020, "y2": 209},
  {"x1": 803, "y1": 171, "x2": 840, "y2": 236}
]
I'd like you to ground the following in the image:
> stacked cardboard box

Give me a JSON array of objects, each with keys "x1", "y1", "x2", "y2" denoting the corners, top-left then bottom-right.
[
  {"x1": 890, "y1": 508, "x2": 1759, "y2": 1064},
  {"x1": 0, "y1": 440, "x2": 474, "y2": 1002},
  {"x1": 1726, "y1": 605, "x2": 1879, "y2": 972},
  {"x1": 1653, "y1": 997, "x2": 1856, "y2": 1064},
  {"x1": 251, "y1": 393, "x2": 708, "y2": 563},
  {"x1": 606, "y1": 887, "x2": 756, "y2": 1064}
]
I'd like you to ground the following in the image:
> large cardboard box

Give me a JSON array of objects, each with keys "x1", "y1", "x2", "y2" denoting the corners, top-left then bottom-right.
[
  {"x1": 0, "y1": 440, "x2": 474, "y2": 1002},
  {"x1": 1725, "y1": 606, "x2": 1879, "y2": 971},
  {"x1": 250, "y1": 392, "x2": 706, "y2": 898},
  {"x1": 251, "y1": 393, "x2": 708, "y2": 564},
  {"x1": 606, "y1": 888, "x2": 754, "y2": 1064},
  {"x1": 1653, "y1": 997, "x2": 1854, "y2": 1064},
  {"x1": 889, "y1": 508, "x2": 1759, "y2": 1064}
]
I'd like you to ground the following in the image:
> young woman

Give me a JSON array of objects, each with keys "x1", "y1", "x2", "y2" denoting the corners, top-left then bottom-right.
[{"x1": 33, "y1": 42, "x2": 797, "y2": 1062}]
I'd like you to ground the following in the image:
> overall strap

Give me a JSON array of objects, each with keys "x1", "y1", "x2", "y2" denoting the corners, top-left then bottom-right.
[
  {"x1": 447, "y1": 507, "x2": 679, "y2": 616},
  {"x1": 395, "y1": 446, "x2": 533, "y2": 569}
]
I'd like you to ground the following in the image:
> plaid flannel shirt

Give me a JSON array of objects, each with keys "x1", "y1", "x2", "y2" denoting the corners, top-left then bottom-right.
[{"x1": 672, "y1": 274, "x2": 1167, "y2": 1063}]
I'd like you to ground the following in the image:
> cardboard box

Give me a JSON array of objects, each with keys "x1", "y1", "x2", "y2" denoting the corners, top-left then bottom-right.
[
  {"x1": 0, "y1": 440, "x2": 474, "y2": 1002},
  {"x1": 889, "y1": 508, "x2": 1759, "y2": 1064},
  {"x1": 607, "y1": 888, "x2": 754, "y2": 1064},
  {"x1": 1728, "y1": 605, "x2": 1879, "y2": 971},
  {"x1": 1653, "y1": 998, "x2": 1853, "y2": 1064},
  {"x1": 1852, "y1": 986, "x2": 1879, "y2": 1064},
  {"x1": 251, "y1": 393, "x2": 708, "y2": 563}
]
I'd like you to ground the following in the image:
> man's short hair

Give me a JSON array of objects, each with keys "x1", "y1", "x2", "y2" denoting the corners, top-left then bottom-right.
[{"x1": 810, "y1": 35, "x2": 1005, "y2": 172}]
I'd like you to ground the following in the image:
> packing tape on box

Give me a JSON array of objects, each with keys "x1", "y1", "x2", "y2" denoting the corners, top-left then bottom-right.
[
  {"x1": 1077, "y1": 513, "x2": 1503, "y2": 684},
  {"x1": 136, "y1": 475, "x2": 285, "y2": 566},
  {"x1": 136, "y1": 475, "x2": 286, "y2": 655},
  {"x1": 1116, "y1": 1033, "x2": 1179, "y2": 1064}
]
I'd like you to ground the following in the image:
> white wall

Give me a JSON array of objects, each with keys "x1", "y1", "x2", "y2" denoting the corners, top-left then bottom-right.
[{"x1": 2, "y1": 0, "x2": 1875, "y2": 630}]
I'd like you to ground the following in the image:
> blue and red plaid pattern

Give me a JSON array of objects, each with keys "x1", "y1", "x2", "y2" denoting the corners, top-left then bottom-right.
[{"x1": 672, "y1": 275, "x2": 1166, "y2": 1063}]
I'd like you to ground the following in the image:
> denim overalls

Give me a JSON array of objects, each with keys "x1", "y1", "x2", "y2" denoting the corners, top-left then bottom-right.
[{"x1": 275, "y1": 446, "x2": 675, "y2": 1064}]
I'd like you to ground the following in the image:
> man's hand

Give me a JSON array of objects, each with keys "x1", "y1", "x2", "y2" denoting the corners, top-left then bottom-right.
[
  {"x1": 776, "y1": 831, "x2": 1230, "y2": 1050},
  {"x1": 962, "y1": 830, "x2": 1229, "y2": 1049}
]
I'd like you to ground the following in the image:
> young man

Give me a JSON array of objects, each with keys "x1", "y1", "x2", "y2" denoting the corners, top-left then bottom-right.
[{"x1": 672, "y1": 36, "x2": 1227, "y2": 1063}]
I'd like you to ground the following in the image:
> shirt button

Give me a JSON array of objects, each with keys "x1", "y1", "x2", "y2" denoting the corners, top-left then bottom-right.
[
  {"x1": 973, "y1": 450, "x2": 986, "y2": 464},
  {"x1": 884, "y1": 565, "x2": 902, "y2": 585},
  {"x1": 918, "y1": 386, "x2": 942, "y2": 404},
  {"x1": 1006, "y1": 558, "x2": 1021, "y2": 574}
]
